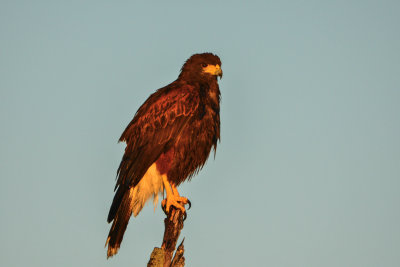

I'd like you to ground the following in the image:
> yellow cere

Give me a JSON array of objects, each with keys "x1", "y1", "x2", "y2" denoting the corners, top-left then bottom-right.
[{"x1": 203, "y1": 64, "x2": 222, "y2": 76}]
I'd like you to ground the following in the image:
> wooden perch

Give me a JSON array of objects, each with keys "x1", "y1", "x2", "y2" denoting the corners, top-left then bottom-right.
[{"x1": 147, "y1": 206, "x2": 186, "y2": 267}]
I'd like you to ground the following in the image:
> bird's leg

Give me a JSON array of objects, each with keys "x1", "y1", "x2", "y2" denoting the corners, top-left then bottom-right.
[
  {"x1": 161, "y1": 176, "x2": 188, "y2": 214},
  {"x1": 171, "y1": 184, "x2": 191, "y2": 210}
]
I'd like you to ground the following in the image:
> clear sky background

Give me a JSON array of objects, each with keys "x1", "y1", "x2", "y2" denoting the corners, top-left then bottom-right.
[{"x1": 1, "y1": 1, "x2": 399, "y2": 266}]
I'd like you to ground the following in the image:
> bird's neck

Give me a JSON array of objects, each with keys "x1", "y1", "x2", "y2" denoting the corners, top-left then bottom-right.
[{"x1": 201, "y1": 80, "x2": 220, "y2": 109}]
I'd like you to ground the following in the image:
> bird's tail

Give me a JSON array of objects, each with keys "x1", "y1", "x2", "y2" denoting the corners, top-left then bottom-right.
[
  {"x1": 105, "y1": 188, "x2": 135, "y2": 258},
  {"x1": 105, "y1": 164, "x2": 165, "y2": 258}
]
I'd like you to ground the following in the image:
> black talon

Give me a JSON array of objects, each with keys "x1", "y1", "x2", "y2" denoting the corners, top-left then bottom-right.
[
  {"x1": 161, "y1": 201, "x2": 167, "y2": 215},
  {"x1": 182, "y1": 210, "x2": 187, "y2": 221},
  {"x1": 187, "y1": 199, "x2": 191, "y2": 210}
]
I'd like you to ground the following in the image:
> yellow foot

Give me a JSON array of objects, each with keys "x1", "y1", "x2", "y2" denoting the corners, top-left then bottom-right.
[
  {"x1": 161, "y1": 196, "x2": 189, "y2": 214},
  {"x1": 161, "y1": 175, "x2": 191, "y2": 218}
]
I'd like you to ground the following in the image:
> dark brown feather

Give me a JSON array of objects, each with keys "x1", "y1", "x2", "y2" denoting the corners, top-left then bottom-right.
[
  {"x1": 106, "y1": 52, "x2": 222, "y2": 257},
  {"x1": 106, "y1": 188, "x2": 134, "y2": 258}
]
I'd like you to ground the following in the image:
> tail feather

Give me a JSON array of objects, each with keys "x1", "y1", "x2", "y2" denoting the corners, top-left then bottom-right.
[
  {"x1": 105, "y1": 163, "x2": 165, "y2": 258},
  {"x1": 107, "y1": 185, "x2": 126, "y2": 223},
  {"x1": 105, "y1": 188, "x2": 134, "y2": 258}
]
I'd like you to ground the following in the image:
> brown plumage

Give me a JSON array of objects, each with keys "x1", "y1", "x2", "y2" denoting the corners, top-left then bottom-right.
[{"x1": 106, "y1": 53, "x2": 222, "y2": 258}]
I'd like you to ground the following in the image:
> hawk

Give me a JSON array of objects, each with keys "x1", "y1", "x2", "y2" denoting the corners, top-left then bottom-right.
[{"x1": 106, "y1": 53, "x2": 222, "y2": 257}]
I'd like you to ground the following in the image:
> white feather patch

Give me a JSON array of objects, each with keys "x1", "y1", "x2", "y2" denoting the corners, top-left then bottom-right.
[{"x1": 130, "y1": 163, "x2": 164, "y2": 217}]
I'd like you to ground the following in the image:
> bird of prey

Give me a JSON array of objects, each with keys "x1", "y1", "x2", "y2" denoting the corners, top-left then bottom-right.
[{"x1": 106, "y1": 53, "x2": 222, "y2": 257}]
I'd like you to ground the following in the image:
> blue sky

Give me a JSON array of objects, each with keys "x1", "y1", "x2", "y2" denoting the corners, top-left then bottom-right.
[{"x1": 1, "y1": 1, "x2": 399, "y2": 266}]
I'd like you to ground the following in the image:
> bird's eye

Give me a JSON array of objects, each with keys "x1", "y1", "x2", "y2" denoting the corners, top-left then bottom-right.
[{"x1": 201, "y1": 63, "x2": 208, "y2": 67}]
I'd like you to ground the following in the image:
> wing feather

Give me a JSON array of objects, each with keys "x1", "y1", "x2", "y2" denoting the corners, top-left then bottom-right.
[
  {"x1": 107, "y1": 83, "x2": 198, "y2": 222},
  {"x1": 116, "y1": 83, "x2": 199, "y2": 189}
]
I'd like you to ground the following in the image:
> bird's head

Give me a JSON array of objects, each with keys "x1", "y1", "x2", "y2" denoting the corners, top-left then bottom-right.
[{"x1": 179, "y1": 53, "x2": 222, "y2": 83}]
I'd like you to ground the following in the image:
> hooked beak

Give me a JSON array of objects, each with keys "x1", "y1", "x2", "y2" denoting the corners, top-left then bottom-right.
[
  {"x1": 216, "y1": 65, "x2": 223, "y2": 79},
  {"x1": 203, "y1": 64, "x2": 223, "y2": 79}
]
